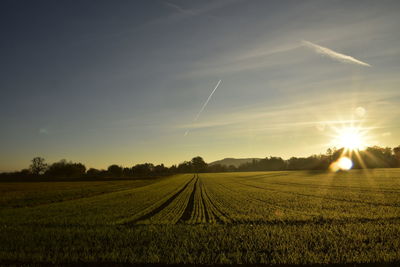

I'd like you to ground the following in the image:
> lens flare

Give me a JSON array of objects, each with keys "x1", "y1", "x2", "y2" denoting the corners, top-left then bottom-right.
[
  {"x1": 330, "y1": 156, "x2": 353, "y2": 172},
  {"x1": 337, "y1": 157, "x2": 353, "y2": 170}
]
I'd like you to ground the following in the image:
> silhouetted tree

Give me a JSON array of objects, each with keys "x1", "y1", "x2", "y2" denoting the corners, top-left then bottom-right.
[
  {"x1": 263, "y1": 157, "x2": 286, "y2": 170},
  {"x1": 208, "y1": 164, "x2": 227, "y2": 173},
  {"x1": 191, "y1": 156, "x2": 207, "y2": 173},
  {"x1": 30, "y1": 157, "x2": 47, "y2": 176},
  {"x1": 19, "y1": 169, "x2": 32, "y2": 177},
  {"x1": 86, "y1": 168, "x2": 103, "y2": 178},
  {"x1": 132, "y1": 163, "x2": 154, "y2": 177},
  {"x1": 122, "y1": 167, "x2": 133, "y2": 177},
  {"x1": 107, "y1": 164, "x2": 123, "y2": 177},
  {"x1": 359, "y1": 146, "x2": 396, "y2": 168},
  {"x1": 45, "y1": 160, "x2": 86, "y2": 178},
  {"x1": 177, "y1": 161, "x2": 192, "y2": 173},
  {"x1": 285, "y1": 155, "x2": 323, "y2": 170},
  {"x1": 169, "y1": 165, "x2": 177, "y2": 173},
  {"x1": 152, "y1": 164, "x2": 168, "y2": 176},
  {"x1": 394, "y1": 146, "x2": 400, "y2": 167}
]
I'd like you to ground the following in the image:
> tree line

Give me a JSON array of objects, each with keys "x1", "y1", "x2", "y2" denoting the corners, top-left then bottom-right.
[
  {"x1": 1, "y1": 146, "x2": 400, "y2": 180},
  {"x1": 235, "y1": 146, "x2": 400, "y2": 172},
  {"x1": 0, "y1": 156, "x2": 209, "y2": 180}
]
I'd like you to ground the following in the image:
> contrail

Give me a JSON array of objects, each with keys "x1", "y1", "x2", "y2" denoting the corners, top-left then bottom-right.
[
  {"x1": 302, "y1": 40, "x2": 371, "y2": 67},
  {"x1": 194, "y1": 79, "x2": 222, "y2": 121},
  {"x1": 185, "y1": 79, "x2": 222, "y2": 136}
]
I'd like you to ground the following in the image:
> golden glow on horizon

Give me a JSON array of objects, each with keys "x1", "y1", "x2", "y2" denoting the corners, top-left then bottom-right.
[
  {"x1": 327, "y1": 113, "x2": 376, "y2": 172},
  {"x1": 334, "y1": 127, "x2": 366, "y2": 151}
]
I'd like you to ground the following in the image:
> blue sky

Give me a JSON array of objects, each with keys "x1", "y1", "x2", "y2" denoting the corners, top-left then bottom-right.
[{"x1": 1, "y1": 0, "x2": 400, "y2": 170}]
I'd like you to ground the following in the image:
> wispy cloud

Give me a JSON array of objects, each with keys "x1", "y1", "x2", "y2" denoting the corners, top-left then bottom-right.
[
  {"x1": 164, "y1": 2, "x2": 195, "y2": 15},
  {"x1": 70, "y1": 1, "x2": 238, "y2": 46},
  {"x1": 39, "y1": 128, "x2": 49, "y2": 135},
  {"x1": 162, "y1": 0, "x2": 239, "y2": 20},
  {"x1": 180, "y1": 44, "x2": 301, "y2": 78},
  {"x1": 302, "y1": 40, "x2": 371, "y2": 67},
  {"x1": 179, "y1": 88, "x2": 397, "y2": 136}
]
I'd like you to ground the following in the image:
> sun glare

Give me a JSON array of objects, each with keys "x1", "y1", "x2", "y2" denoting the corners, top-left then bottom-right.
[
  {"x1": 328, "y1": 124, "x2": 374, "y2": 172},
  {"x1": 334, "y1": 127, "x2": 366, "y2": 151}
]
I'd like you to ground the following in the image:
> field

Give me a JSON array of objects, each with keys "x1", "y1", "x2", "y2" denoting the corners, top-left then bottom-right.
[{"x1": 1, "y1": 169, "x2": 400, "y2": 265}]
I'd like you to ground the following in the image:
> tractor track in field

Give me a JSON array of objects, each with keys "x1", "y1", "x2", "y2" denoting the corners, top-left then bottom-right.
[
  {"x1": 178, "y1": 174, "x2": 226, "y2": 224},
  {"x1": 198, "y1": 180, "x2": 210, "y2": 222},
  {"x1": 126, "y1": 175, "x2": 196, "y2": 225},
  {"x1": 198, "y1": 177, "x2": 230, "y2": 223},
  {"x1": 178, "y1": 175, "x2": 198, "y2": 222},
  {"x1": 201, "y1": 184, "x2": 226, "y2": 223}
]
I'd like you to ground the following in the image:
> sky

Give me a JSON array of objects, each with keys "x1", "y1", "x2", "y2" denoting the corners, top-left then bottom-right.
[{"x1": 1, "y1": 0, "x2": 400, "y2": 171}]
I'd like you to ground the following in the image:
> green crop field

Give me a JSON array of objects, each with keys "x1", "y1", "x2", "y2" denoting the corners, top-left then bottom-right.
[{"x1": 1, "y1": 170, "x2": 400, "y2": 265}]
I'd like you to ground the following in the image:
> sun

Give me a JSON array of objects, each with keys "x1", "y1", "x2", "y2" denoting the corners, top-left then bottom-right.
[
  {"x1": 333, "y1": 126, "x2": 367, "y2": 151},
  {"x1": 328, "y1": 124, "x2": 374, "y2": 172}
]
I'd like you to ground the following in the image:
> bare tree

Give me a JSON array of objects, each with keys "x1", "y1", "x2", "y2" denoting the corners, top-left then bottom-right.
[{"x1": 30, "y1": 157, "x2": 47, "y2": 175}]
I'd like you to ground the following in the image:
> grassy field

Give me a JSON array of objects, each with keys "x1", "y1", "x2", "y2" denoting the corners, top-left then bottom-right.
[{"x1": 1, "y1": 170, "x2": 400, "y2": 265}]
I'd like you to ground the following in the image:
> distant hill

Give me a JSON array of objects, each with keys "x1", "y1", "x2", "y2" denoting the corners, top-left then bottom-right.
[{"x1": 209, "y1": 158, "x2": 261, "y2": 168}]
